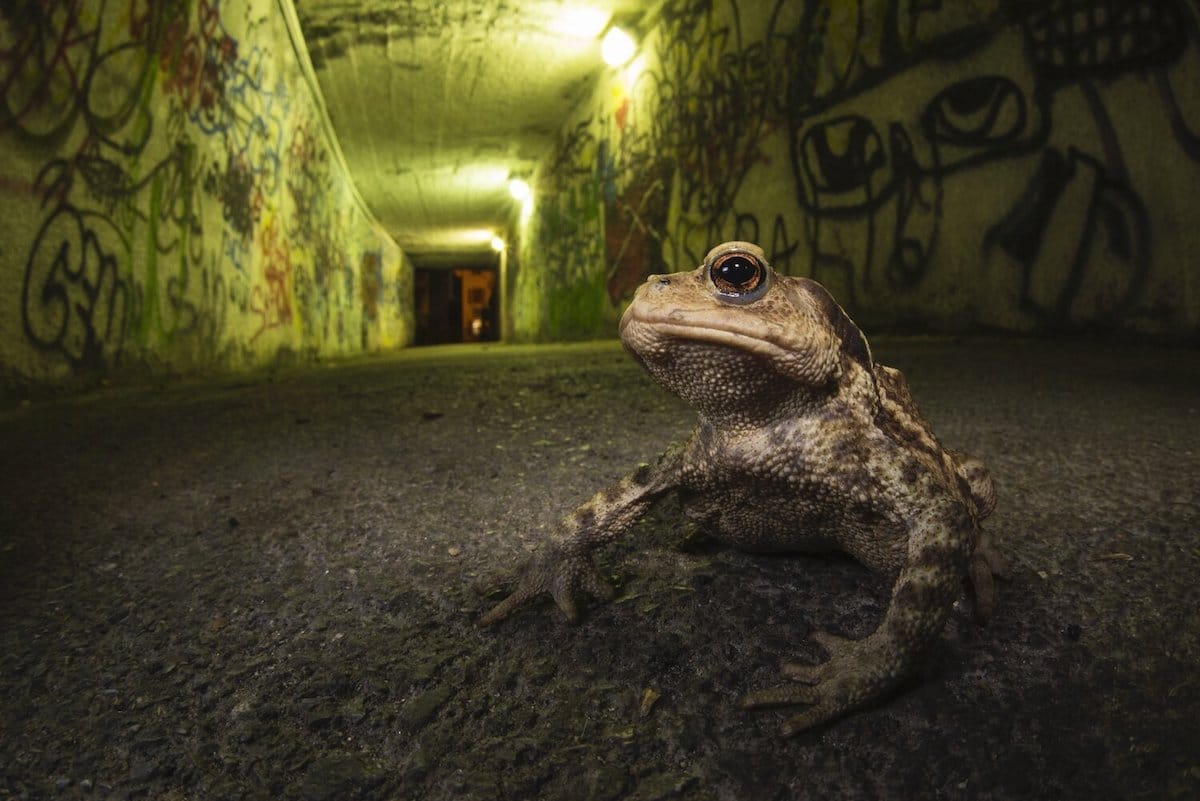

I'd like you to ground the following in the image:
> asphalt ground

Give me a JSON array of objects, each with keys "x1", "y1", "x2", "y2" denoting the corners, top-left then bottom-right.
[{"x1": 1, "y1": 338, "x2": 1197, "y2": 800}]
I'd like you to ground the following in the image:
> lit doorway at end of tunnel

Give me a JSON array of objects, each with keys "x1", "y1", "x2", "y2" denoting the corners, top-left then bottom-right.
[{"x1": 414, "y1": 267, "x2": 499, "y2": 345}]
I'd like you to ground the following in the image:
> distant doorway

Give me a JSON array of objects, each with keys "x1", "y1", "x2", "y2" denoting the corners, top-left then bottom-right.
[{"x1": 414, "y1": 268, "x2": 499, "y2": 345}]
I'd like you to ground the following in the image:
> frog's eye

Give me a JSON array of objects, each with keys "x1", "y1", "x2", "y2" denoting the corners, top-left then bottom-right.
[{"x1": 710, "y1": 250, "x2": 769, "y2": 302}]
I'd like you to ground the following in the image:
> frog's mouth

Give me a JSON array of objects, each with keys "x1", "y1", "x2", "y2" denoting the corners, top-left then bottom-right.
[
  {"x1": 619, "y1": 307, "x2": 831, "y2": 384},
  {"x1": 622, "y1": 310, "x2": 789, "y2": 357}
]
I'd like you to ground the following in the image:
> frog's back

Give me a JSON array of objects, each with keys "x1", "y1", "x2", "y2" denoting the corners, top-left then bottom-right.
[{"x1": 872, "y1": 363, "x2": 996, "y2": 520}]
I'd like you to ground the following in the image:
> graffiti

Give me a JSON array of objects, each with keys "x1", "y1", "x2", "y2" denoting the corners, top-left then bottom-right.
[
  {"x1": 285, "y1": 117, "x2": 341, "y2": 295},
  {"x1": 1020, "y1": 0, "x2": 1188, "y2": 83},
  {"x1": 158, "y1": 0, "x2": 239, "y2": 120},
  {"x1": 634, "y1": 0, "x2": 780, "y2": 272},
  {"x1": 524, "y1": 0, "x2": 1200, "y2": 338},
  {"x1": 250, "y1": 215, "x2": 293, "y2": 341},
  {"x1": 730, "y1": 212, "x2": 804, "y2": 276},
  {"x1": 160, "y1": 0, "x2": 288, "y2": 181},
  {"x1": 603, "y1": 168, "x2": 668, "y2": 304},
  {"x1": 21, "y1": 203, "x2": 131, "y2": 369},
  {"x1": 786, "y1": 0, "x2": 1198, "y2": 327},
  {"x1": 19, "y1": 127, "x2": 205, "y2": 365},
  {"x1": 6, "y1": 0, "x2": 213, "y2": 365},
  {"x1": 585, "y1": 0, "x2": 775, "y2": 301},
  {"x1": 205, "y1": 152, "x2": 260, "y2": 238},
  {"x1": 984, "y1": 147, "x2": 1150, "y2": 327},
  {"x1": 521, "y1": 0, "x2": 814, "y2": 321},
  {"x1": 161, "y1": 0, "x2": 287, "y2": 260},
  {"x1": 569, "y1": 0, "x2": 974, "y2": 304},
  {"x1": 541, "y1": 113, "x2": 606, "y2": 267},
  {"x1": 286, "y1": 120, "x2": 328, "y2": 224},
  {"x1": 1, "y1": 0, "x2": 163, "y2": 151},
  {"x1": 3, "y1": 0, "x2": 405, "y2": 379},
  {"x1": 790, "y1": 25, "x2": 1051, "y2": 300}
]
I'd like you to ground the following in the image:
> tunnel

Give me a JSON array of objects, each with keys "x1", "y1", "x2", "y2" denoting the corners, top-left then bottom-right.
[{"x1": 1, "y1": 1, "x2": 1199, "y2": 798}]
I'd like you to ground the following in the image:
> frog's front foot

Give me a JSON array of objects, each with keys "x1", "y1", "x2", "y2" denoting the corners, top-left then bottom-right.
[
  {"x1": 477, "y1": 543, "x2": 614, "y2": 626},
  {"x1": 740, "y1": 630, "x2": 901, "y2": 736}
]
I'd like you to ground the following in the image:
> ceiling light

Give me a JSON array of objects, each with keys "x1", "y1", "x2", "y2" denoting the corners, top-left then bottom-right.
[
  {"x1": 463, "y1": 229, "x2": 497, "y2": 245},
  {"x1": 601, "y1": 27, "x2": 636, "y2": 67},
  {"x1": 508, "y1": 178, "x2": 531, "y2": 202},
  {"x1": 550, "y1": 8, "x2": 610, "y2": 39},
  {"x1": 490, "y1": 236, "x2": 506, "y2": 252}
]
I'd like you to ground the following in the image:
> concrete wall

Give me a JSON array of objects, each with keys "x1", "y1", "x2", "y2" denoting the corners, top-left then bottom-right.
[
  {"x1": 0, "y1": 0, "x2": 413, "y2": 392},
  {"x1": 515, "y1": 0, "x2": 1200, "y2": 341}
]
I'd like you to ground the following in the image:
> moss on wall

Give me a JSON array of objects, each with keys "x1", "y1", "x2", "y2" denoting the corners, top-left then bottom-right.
[
  {"x1": 0, "y1": 0, "x2": 413, "y2": 392},
  {"x1": 512, "y1": 121, "x2": 611, "y2": 342},
  {"x1": 516, "y1": 0, "x2": 1200, "y2": 341}
]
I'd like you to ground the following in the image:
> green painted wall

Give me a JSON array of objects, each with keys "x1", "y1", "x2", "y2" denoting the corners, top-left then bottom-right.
[
  {"x1": 515, "y1": 0, "x2": 1200, "y2": 341},
  {"x1": 0, "y1": 0, "x2": 413, "y2": 392}
]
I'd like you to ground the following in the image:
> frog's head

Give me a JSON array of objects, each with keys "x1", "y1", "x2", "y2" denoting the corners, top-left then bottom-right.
[{"x1": 619, "y1": 241, "x2": 872, "y2": 422}]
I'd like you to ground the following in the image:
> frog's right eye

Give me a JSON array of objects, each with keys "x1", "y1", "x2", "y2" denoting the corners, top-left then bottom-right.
[{"x1": 709, "y1": 249, "x2": 770, "y2": 304}]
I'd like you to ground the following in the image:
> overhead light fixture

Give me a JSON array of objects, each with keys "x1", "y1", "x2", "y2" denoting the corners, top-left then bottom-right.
[
  {"x1": 601, "y1": 27, "x2": 636, "y2": 67},
  {"x1": 460, "y1": 228, "x2": 497, "y2": 245},
  {"x1": 550, "y1": 8, "x2": 610, "y2": 39},
  {"x1": 508, "y1": 178, "x2": 531, "y2": 202},
  {"x1": 490, "y1": 236, "x2": 506, "y2": 252}
]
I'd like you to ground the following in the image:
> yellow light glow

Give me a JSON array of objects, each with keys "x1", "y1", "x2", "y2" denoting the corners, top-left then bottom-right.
[
  {"x1": 601, "y1": 27, "x2": 635, "y2": 66},
  {"x1": 462, "y1": 228, "x2": 497, "y2": 245},
  {"x1": 621, "y1": 54, "x2": 646, "y2": 88},
  {"x1": 550, "y1": 8, "x2": 610, "y2": 39},
  {"x1": 508, "y1": 178, "x2": 531, "y2": 202},
  {"x1": 490, "y1": 236, "x2": 506, "y2": 252}
]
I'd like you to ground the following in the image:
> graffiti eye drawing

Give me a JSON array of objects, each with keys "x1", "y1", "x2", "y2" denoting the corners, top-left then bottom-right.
[
  {"x1": 921, "y1": 75, "x2": 1026, "y2": 149},
  {"x1": 798, "y1": 116, "x2": 888, "y2": 210}
]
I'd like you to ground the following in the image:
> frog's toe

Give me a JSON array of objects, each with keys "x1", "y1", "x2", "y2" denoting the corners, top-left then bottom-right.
[
  {"x1": 967, "y1": 551, "x2": 996, "y2": 623},
  {"x1": 779, "y1": 704, "x2": 840, "y2": 737},
  {"x1": 748, "y1": 629, "x2": 909, "y2": 734},
  {"x1": 780, "y1": 630, "x2": 856, "y2": 680},
  {"x1": 477, "y1": 584, "x2": 540, "y2": 627},
  {"x1": 740, "y1": 684, "x2": 820, "y2": 709},
  {"x1": 740, "y1": 680, "x2": 848, "y2": 736}
]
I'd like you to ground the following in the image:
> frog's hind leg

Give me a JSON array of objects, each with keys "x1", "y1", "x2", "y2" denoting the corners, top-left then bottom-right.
[
  {"x1": 966, "y1": 529, "x2": 1008, "y2": 623},
  {"x1": 951, "y1": 451, "x2": 996, "y2": 519},
  {"x1": 950, "y1": 452, "x2": 1004, "y2": 622},
  {"x1": 742, "y1": 498, "x2": 974, "y2": 735}
]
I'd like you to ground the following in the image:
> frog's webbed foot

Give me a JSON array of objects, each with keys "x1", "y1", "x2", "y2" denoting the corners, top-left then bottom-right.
[
  {"x1": 743, "y1": 501, "x2": 978, "y2": 735},
  {"x1": 477, "y1": 544, "x2": 614, "y2": 626},
  {"x1": 477, "y1": 448, "x2": 683, "y2": 627},
  {"x1": 740, "y1": 631, "x2": 897, "y2": 736}
]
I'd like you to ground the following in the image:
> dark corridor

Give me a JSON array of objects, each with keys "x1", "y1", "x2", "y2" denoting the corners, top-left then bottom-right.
[{"x1": 414, "y1": 268, "x2": 500, "y2": 345}]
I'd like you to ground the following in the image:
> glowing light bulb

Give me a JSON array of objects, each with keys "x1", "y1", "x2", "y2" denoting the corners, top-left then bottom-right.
[
  {"x1": 508, "y1": 178, "x2": 531, "y2": 202},
  {"x1": 601, "y1": 27, "x2": 635, "y2": 67}
]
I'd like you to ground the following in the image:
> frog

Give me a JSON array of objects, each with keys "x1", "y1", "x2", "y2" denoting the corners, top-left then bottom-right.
[{"x1": 479, "y1": 241, "x2": 1003, "y2": 735}]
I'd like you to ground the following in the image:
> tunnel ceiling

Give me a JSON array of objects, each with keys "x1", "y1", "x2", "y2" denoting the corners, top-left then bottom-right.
[{"x1": 294, "y1": 0, "x2": 652, "y2": 266}]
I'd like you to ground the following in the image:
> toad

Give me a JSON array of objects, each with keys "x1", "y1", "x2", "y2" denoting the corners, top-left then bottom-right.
[{"x1": 479, "y1": 241, "x2": 1002, "y2": 734}]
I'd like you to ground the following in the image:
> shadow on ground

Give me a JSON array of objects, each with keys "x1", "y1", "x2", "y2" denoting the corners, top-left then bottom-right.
[{"x1": 1, "y1": 339, "x2": 1197, "y2": 800}]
